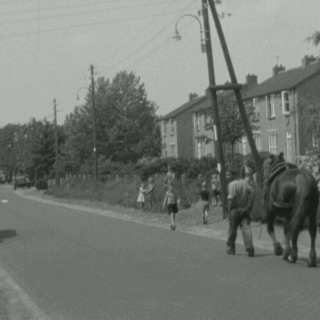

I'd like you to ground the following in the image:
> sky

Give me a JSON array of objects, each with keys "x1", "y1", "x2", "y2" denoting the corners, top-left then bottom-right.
[{"x1": 0, "y1": 0, "x2": 319, "y2": 127}]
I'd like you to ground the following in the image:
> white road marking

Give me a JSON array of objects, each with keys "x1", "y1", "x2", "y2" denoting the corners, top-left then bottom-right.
[{"x1": 1, "y1": 200, "x2": 8, "y2": 203}]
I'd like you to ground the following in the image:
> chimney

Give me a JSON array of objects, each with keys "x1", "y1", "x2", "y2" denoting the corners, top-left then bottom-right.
[
  {"x1": 189, "y1": 92, "x2": 198, "y2": 101},
  {"x1": 245, "y1": 74, "x2": 258, "y2": 87},
  {"x1": 272, "y1": 64, "x2": 285, "y2": 76},
  {"x1": 301, "y1": 55, "x2": 317, "y2": 68}
]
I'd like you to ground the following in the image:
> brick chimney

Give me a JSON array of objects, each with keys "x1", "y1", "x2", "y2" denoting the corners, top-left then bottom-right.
[
  {"x1": 245, "y1": 74, "x2": 258, "y2": 87},
  {"x1": 189, "y1": 92, "x2": 198, "y2": 101},
  {"x1": 301, "y1": 55, "x2": 318, "y2": 68},
  {"x1": 272, "y1": 64, "x2": 285, "y2": 76}
]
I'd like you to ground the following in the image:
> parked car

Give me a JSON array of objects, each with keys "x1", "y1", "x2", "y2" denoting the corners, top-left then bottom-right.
[{"x1": 14, "y1": 176, "x2": 31, "y2": 190}]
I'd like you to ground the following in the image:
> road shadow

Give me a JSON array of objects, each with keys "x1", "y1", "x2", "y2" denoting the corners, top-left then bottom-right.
[{"x1": 0, "y1": 229, "x2": 17, "y2": 243}]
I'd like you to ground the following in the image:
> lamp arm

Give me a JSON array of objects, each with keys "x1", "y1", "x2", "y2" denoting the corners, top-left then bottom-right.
[{"x1": 175, "y1": 14, "x2": 204, "y2": 40}]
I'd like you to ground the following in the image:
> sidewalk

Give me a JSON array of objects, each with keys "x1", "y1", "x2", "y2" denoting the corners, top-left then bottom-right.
[{"x1": 16, "y1": 187, "x2": 319, "y2": 258}]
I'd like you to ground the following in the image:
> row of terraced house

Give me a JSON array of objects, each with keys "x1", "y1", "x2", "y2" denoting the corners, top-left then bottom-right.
[{"x1": 160, "y1": 55, "x2": 320, "y2": 163}]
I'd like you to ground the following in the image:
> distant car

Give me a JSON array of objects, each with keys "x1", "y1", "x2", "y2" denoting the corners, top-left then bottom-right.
[{"x1": 14, "y1": 176, "x2": 31, "y2": 190}]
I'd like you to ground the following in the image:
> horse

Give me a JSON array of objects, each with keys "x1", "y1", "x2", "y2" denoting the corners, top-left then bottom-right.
[{"x1": 263, "y1": 153, "x2": 319, "y2": 267}]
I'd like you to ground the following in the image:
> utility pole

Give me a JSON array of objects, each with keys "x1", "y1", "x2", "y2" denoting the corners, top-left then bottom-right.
[
  {"x1": 91, "y1": 65, "x2": 98, "y2": 181},
  {"x1": 207, "y1": 0, "x2": 262, "y2": 184},
  {"x1": 53, "y1": 98, "x2": 60, "y2": 187},
  {"x1": 201, "y1": 0, "x2": 228, "y2": 217}
]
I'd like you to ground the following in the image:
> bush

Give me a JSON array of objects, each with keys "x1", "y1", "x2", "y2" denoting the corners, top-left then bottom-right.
[{"x1": 35, "y1": 179, "x2": 48, "y2": 190}]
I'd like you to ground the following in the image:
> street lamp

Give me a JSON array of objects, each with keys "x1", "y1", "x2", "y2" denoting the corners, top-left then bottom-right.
[
  {"x1": 173, "y1": 14, "x2": 206, "y2": 53},
  {"x1": 76, "y1": 87, "x2": 88, "y2": 100}
]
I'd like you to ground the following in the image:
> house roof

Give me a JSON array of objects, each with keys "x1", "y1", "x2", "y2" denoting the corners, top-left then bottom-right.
[
  {"x1": 245, "y1": 61, "x2": 320, "y2": 99},
  {"x1": 161, "y1": 95, "x2": 206, "y2": 120}
]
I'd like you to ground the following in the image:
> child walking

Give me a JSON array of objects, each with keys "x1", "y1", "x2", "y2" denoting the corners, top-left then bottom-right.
[
  {"x1": 211, "y1": 173, "x2": 220, "y2": 206},
  {"x1": 163, "y1": 183, "x2": 179, "y2": 230},
  {"x1": 199, "y1": 181, "x2": 210, "y2": 224},
  {"x1": 137, "y1": 182, "x2": 147, "y2": 210}
]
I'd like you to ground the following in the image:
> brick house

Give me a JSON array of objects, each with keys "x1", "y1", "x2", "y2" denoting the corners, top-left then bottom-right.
[
  {"x1": 160, "y1": 75, "x2": 259, "y2": 159},
  {"x1": 160, "y1": 93, "x2": 206, "y2": 158},
  {"x1": 243, "y1": 56, "x2": 320, "y2": 163}
]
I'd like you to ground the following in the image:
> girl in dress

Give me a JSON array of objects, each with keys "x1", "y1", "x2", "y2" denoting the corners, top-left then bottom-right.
[{"x1": 137, "y1": 182, "x2": 147, "y2": 210}]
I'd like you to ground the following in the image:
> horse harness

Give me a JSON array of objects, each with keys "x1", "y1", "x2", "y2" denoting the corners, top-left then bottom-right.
[{"x1": 267, "y1": 160, "x2": 298, "y2": 210}]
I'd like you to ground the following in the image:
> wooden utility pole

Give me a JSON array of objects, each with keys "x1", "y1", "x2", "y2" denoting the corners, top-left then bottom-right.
[
  {"x1": 201, "y1": 0, "x2": 228, "y2": 217},
  {"x1": 90, "y1": 65, "x2": 98, "y2": 181},
  {"x1": 53, "y1": 98, "x2": 60, "y2": 187},
  {"x1": 207, "y1": 0, "x2": 263, "y2": 184}
]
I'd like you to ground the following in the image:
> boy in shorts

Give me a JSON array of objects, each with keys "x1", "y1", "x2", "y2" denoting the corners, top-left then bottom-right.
[{"x1": 163, "y1": 183, "x2": 179, "y2": 230}]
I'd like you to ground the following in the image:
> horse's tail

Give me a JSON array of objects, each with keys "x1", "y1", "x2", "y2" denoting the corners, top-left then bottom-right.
[{"x1": 288, "y1": 172, "x2": 319, "y2": 237}]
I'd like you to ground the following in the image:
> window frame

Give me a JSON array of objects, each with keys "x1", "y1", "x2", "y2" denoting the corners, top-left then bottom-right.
[
  {"x1": 281, "y1": 91, "x2": 290, "y2": 115},
  {"x1": 253, "y1": 98, "x2": 260, "y2": 120},
  {"x1": 266, "y1": 94, "x2": 275, "y2": 119},
  {"x1": 170, "y1": 119, "x2": 175, "y2": 134},
  {"x1": 268, "y1": 131, "x2": 278, "y2": 154}
]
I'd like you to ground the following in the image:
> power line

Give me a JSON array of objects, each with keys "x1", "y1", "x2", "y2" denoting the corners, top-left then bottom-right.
[
  {"x1": 0, "y1": 1, "x2": 186, "y2": 24},
  {"x1": 101, "y1": 0, "x2": 197, "y2": 71},
  {"x1": 98, "y1": 1, "x2": 174, "y2": 65},
  {"x1": 0, "y1": 10, "x2": 184, "y2": 40},
  {"x1": 0, "y1": 0, "x2": 187, "y2": 15}
]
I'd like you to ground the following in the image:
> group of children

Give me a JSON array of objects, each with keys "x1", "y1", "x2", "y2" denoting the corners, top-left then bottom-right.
[{"x1": 137, "y1": 171, "x2": 221, "y2": 231}]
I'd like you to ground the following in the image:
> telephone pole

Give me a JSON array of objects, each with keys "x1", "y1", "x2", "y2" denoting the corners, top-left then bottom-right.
[
  {"x1": 207, "y1": 0, "x2": 262, "y2": 183},
  {"x1": 53, "y1": 98, "x2": 60, "y2": 187},
  {"x1": 91, "y1": 65, "x2": 98, "y2": 181},
  {"x1": 201, "y1": 0, "x2": 228, "y2": 217}
]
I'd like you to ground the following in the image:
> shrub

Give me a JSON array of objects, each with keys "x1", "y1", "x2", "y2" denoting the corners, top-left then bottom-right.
[{"x1": 35, "y1": 179, "x2": 48, "y2": 190}]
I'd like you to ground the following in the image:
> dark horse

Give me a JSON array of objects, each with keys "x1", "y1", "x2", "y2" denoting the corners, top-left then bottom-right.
[{"x1": 264, "y1": 154, "x2": 319, "y2": 267}]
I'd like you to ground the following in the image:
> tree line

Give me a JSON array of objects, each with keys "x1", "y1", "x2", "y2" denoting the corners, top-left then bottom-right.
[{"x1": 0, "y1": 71, "x2": 161, "y2": 182}]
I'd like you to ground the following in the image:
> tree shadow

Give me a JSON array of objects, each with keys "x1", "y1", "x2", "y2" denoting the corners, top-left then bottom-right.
[{"x1": 0, "y1": 230, "x2": 17, "y2": 243}]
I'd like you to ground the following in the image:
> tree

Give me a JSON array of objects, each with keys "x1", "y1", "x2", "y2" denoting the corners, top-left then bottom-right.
[
  {"x1": 63, "y1": 71, "x2": 161, "y2": 172},
  {"x1": 0, "y1": 118, "x2": 65, "y2": 180},
  {"x1": 307, "y1": 31, "x2": 320, "y2": 47}
]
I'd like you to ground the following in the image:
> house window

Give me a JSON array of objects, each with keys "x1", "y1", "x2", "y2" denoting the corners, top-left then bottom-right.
[
  {"x1": 170, "y1": 119, "x2": 174, "y2": 134},
  {"x1": 266, "y1": 95, "x2": 275, "y2": 118},
  {"x1": 281, "y1": 91, "x2": 290, "y2": 115},
  {"x1": 163, "y1": 120, "x2": 167, "y2": 136},
  {"x1": 197, "y1": 142, "x2": 201, "y2": 159},
  {"x1": 205, "y1": 113, "x2": 212, "y2": 130},
  {"x1": 253, "y1": 133, "x2": 262, "y2": 151},
  {"x1": 253, "y1": 98, "x2": 260, "y2": 120},
  {"x1": 195, "y1": 113, "x2": 200, "y2": 132},
  {"x1": 268, "y1": 132, "x2": 278, "y2": 154},
  {"x1": 170, "y1": 144, "x2": 175, "y2": 156},
  {"x1": 163, "y1": 143, "x2": 167, "y2": 157}
]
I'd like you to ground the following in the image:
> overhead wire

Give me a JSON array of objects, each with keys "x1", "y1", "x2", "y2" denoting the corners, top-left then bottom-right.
[
  {"x1": 98, "y1": 1, "x2": 174, "y2": 65},
  {"x1": 0, "y1": 10, "x2": 185, "y2": 40},
  {"x1": 0, "y1": 0, "x2": 187, "y2": 16},
  {"x1": 101, "y1": 0, "x2": 198, "y2": 72},
  {"x1": 0, "y1": 1, "x2": 187, "y2": 25}
]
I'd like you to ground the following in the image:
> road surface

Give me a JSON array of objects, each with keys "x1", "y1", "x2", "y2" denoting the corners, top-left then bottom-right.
[{"x1": 0, "y1": 186, "x2": 319, "y2": 319}]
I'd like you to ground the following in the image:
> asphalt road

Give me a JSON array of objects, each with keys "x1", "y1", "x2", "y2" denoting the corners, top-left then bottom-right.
[{"x1": 0, "y1": 186, "x2": 320, "y2": 320}]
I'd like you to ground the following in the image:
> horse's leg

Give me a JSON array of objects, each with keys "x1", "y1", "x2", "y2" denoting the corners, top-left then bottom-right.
[
  {"x1": 283, "y1": 221, "x2": 291, "y2": 261},
  {"x1": 288, "y1": 234, "x2": 298, "y2": 263},
  {"x1": 308, "y1": 214, "x2": 317, "y2": 267},
  {"x1": 267, "y1": 209, "x2": 283, "y2": 256}
]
